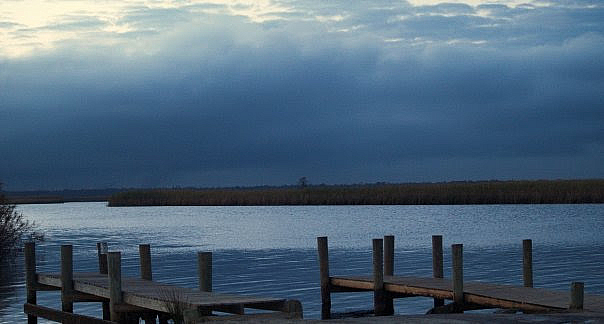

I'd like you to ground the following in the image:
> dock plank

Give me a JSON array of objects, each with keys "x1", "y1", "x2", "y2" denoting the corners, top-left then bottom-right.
[
  {"x1": 38, "y1": 272, "x2": 287, "y2": 314},
  {"x1": 330, "y1": 275, "x2": 604, "y2": 313}
]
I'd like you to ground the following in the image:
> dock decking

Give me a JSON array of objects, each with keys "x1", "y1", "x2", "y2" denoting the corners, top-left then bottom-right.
[
  {"x1": 23, "y1": 243, "x2": 302, "y2": 324},
  {"x1": 331, "y1": 275, "x2": 604, "y2": 312},
  {"x1": 317, "y1": 235, "x2": 604, "y2": 319}
]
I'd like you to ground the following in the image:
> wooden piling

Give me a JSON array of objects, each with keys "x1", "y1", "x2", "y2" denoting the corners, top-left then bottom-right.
[
  {"x1": 570, "y1": 282, "x2": 584, "y2": 310},
  {"x1": 60, "y1": 245, "x2": 74, "y2": 313},
  {"x1": 96, "y1": 243, "x2": 110, "y2": 320},
  {"x1": 198, "y1": 252, "x2": 212, "y2": 292},
  {"x1": 523, "y1": 239, "x2": 533, "y2": 288},
  {"x1": 25, "y1": 242, "x2": 37, "y2": 324},
  {"x1": 452, "y1": 244, "x2": 464, "y2": 311},
  {"x1": 139, "y1": 244, "x2": 156, "y2": 324},
  {"x1": 317, "y1": 236, "x2": 331, "y2": 320},
  {"x1": 139, "y1": 244, "x2": 152, "y2": 281},
  {"x1": 97, "y1": 242, "x2": 108, "y2": 275},
  {"x1": 383, "y1": 235, "x2": 395, "y2": 315},
  {"x1": 383, "y1": 235, "x2": 394, "y2": 276},
  {"x1": 373, "y1": 238, "x2": 386, "y2": 316},
  {"x1": 107, "y1": 252, "x2": 123, "y2": 322},
  {"x1": 432, "y1": 235, "x2": 444, "y2": 307}
]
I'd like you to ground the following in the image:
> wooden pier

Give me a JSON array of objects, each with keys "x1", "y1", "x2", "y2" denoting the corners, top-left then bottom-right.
[
  {"x1": 23, "y1": 243, "x2": 302, "y2": 324},
  {"x1": 317, "y1": 235, "x2": 604, "y2": 319}
]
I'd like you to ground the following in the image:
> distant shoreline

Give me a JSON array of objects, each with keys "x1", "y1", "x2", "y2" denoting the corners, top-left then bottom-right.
[
  {"x1": 106, "y1": 179, "x2": 604, "y2": 207},
  {"x1": 6, "y1": 179, "x2": 603, "y2": 206}
]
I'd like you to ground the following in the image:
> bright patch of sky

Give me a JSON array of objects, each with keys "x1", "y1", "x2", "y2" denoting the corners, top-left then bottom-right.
[
  {"x1": 2, "y1": 0, "x2": 595, "y2": 57},
  {"x1": 0, "y1": 0, "x2": 291, "y2": 57}
]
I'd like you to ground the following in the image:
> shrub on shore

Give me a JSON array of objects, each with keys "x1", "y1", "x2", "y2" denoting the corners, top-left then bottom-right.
[
  {"x1": 0, "y1": 184, "x2": 42, "y2": 262},
  {"x1": 107, "y1": 179, "x2": 604, "y2": 206}
]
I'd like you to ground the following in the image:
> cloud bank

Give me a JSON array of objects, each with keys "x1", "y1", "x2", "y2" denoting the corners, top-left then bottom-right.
[{"x1": 1, "y1": 0, "x2": 603, "y2": 190}]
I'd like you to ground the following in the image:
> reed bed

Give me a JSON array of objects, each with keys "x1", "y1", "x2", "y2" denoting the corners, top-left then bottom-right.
[{"x1": 107, "y1": 179, "x2": 604, "y2": 206}]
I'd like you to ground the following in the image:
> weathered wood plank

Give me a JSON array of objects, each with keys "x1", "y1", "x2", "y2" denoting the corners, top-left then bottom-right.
[
  {"x1": 331, "y1": 277, "x2": 373, "y2": 290},
  {"x1": 139, "y1": 244, "x2": 153, "y2": 281},
  {"x1": 107, "y1": 252, "x2": 123, "y2": 322},
  {"x1": 24, "y1": 303, "x2": 117, "y2": 324},
  {"x1": 38, "y1": 272, "x2": 290, "y2": 316},
  {"x1": 61, "y1": 245, "x2": 74, "y2": 313},
  {"x1": 383, "y1": 235, "x2": 395, "y2": 315},
  {"x1": 24, "y1": 242, "x2": 37, "y2": 324},
  {"x1": 373, "y1": 238, "x2": 387, "y2": 316},
  {"x1": 523, "y1": 239, "x2": 533, "y2": 288},
  {"x1": 329, "y1": 274, "x2": 604, "y2": 313},
  {"x1": 317, "y1": 236, "x2": 331, "y2": 320},
  {"x1": 432, "y1": 235, "x2": 444, "y2": 307},
  {"x1": 198, "y1": 251, "x2": 212, "y2": 292},
  {"x1": 452, "y1": 243, "x2": 464, "y2": 309}
]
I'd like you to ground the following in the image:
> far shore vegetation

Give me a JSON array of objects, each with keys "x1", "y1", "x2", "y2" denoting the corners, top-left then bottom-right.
[{"x1": 107, "y1": 179, "x2": 604, "y2": 207}]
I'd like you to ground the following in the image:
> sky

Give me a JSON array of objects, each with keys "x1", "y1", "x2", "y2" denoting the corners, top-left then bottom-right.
[{"x1": 1, "y1": 0, "x2": 603, "y2": 190}]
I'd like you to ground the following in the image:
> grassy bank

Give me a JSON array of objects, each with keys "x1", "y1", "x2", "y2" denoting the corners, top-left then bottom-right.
[
  {"x1": 5, "y1": 188, "x2": 125, "y2": 204},
  {"x1": 107, "y1": 179, "x2": 604, "y2": 206}
]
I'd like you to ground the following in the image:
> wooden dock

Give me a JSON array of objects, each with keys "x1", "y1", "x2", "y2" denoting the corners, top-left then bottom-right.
[
  {"x1": 317, "y1": 235, "x2": 604, "y2": 319},
  {"x1": 23, "y1": 243, "x2": 302, "y2": 324}
]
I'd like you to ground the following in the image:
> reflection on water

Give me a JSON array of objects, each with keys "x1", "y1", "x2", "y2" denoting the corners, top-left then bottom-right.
[
  {"x1": 0, "y1": 203, "x2": 603, "y2": 322},
  {"x1": 0, "y1": 258, "x2": 23, "y2": 318}
]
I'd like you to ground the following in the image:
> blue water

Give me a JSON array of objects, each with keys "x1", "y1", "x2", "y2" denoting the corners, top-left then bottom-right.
[{"x1": 1, "y1": 203, "x2": 603, "y2": 322}]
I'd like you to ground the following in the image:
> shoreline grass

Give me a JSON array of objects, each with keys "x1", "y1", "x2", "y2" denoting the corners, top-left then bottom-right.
[{"x1": 107, "y1": 179, "x2": 604, "y2": 207}]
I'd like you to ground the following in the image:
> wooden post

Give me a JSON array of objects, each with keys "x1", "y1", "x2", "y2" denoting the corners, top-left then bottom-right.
[
  {"x1": 25, "y1": 242, "x2": 37, "y2": 324},
  {"x1": 373, "y1": 238, "x2": 386, "y2": 316},
  {"x1": 317, "y1": 236, "x2": 331, "y2": 320},
  {"x1": 383, "y1": 235, "x2": 394, "y2": 315},
  {"x1": 432, "y1": 235, "x2": 444, "y2": 307},
  {"x1": 97, "y1": 242, "x2": 108, "y2": 274},
  {"x1": 383, "y1": 235, "x2": 394, "y2": 276},
  {"x1": 452, "y1": 244, "x2": 464, "y2": 312},
  {"x1": 96, "y1": 243, "x2": 110, "y2": 320},
  {"x1": 107, "y1": 252, "x2": 123, "y2": 322},
  {"x1": 139, "y1": 244, "x2": 152, "y2": 280},
  {"x1": 197, "y1": 252, "x2": 213, "y2": 317},
  {"x1": 523, "y1": 239, "x2": 533, "y2": 288},
  {"x1": 569, "y1": 282, "x2": 584, "y2": 310},
  {"x1": 284, "y1": 300, "x2": 304, "y2": 319},
  {"x1": 61, "y1": 245, "x2": 74, "y2": 313},
  {"x1": 198, "y1": 252, "x2": 212, "y2": 292}
]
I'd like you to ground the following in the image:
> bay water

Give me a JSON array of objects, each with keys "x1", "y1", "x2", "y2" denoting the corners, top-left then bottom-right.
[{"x1": 1, "y1": 202, "x2": 603, "y2": 322}]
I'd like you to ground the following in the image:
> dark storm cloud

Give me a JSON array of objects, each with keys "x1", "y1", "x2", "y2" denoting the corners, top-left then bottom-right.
[{"x1": 1, "y1": 1, "x2": 603, "y2": 190}]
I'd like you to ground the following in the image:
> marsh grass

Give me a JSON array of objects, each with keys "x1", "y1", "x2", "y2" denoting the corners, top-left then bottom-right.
[
  {"x1": 160, "y1": 288, "x2": 191, "y2": 324},
  {"x1": 108, "y1": 179, "x2": 604, "y2": 206}
]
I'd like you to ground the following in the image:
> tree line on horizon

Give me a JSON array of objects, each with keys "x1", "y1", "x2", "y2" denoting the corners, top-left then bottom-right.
[{"x1": 107, "y1": 179, "x2": 604, "y2": 206}]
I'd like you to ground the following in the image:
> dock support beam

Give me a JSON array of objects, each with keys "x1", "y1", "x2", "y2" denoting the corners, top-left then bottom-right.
[
  {"x1": 198, "y1": 252, "x2": 213, "y2": 292},
  {"x1": 25, "y1": 242, "x2": 37, "y2": 324},
  {"x1": 96, "y1": 243, "x2": 110, "y2": 320},
  {"x1": 61, "y1": 245, "x2": 74, "y2": 313},
  {"x1": 432, "y1": 235, "x2": 444, "y2": 307},
  {"x1": 139, "y1": 244, "x2": 157, "y2": 323},
  {"x1": 317, "y1": 236, "x2": 331, "y2": 320},
  {"x1": 383, "y1": 235, "x2": 395, "y2": 315},
  {"x1": 139, "y1": 244, "x2": 152, "y2": 281},
  {"x1": 523, "y1": 239, "x2": 533, "y2": 288},
  {"x1": 197, "y1": 251, "x2": 213, "y2": 317},
  {"x1": 97, "y1": 242, "x2": 108, "y2": 274},
  {"x1": 373, "y1": 238, "x2": 387, "y2": 316},
  {"x1": 108, "y1": 252, "x2": 123, "y2": 322},
  {"x1": 570, "y1": 282, "x2": 584, "y2": 311},
  {"x1": 452, "y1": 244, "x2": 464, "y2": 312}
]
